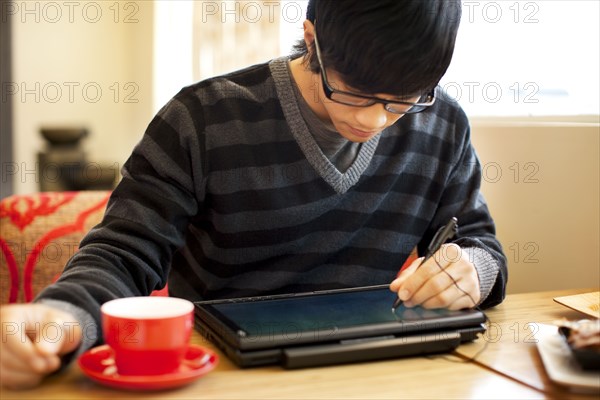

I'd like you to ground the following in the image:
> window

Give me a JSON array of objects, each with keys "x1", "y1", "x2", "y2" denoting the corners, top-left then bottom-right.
[
  {"x1": 440, "y1": 1, "x2": 600, "y2": 117},
  {"x1": 153, "y1": 0, "x2": 194, "y2": 112},
  {"x1": 156, "y1": 1, "x2": 599, "y2": 118}
]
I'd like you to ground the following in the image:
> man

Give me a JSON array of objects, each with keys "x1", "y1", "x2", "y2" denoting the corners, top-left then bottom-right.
[{"x1": 0, "y1": 0, "x2": 506, "y2": 389}]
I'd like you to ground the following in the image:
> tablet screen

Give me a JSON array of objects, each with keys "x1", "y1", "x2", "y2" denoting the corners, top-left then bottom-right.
[{"x1": 198, "y1": 286, "x2": 484, "y2": 347}]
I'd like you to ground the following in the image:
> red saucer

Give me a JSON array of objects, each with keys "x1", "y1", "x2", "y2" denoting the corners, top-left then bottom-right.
[{"x1": 78, "y1": 344, "x2": 218, "y2": 391}]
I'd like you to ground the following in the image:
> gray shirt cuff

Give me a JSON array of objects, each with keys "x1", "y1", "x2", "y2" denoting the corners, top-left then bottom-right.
[
  {"x1": 35, "y1": 299, "x2": 99, "y2": 368},
  {"x1": 462, "y1": 247, "x2": 500, "y2": 306}
]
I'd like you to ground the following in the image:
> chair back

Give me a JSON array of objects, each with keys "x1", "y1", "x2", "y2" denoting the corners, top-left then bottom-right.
[{"x1": 0, "y1": 191, "x2": 111, "y2": 304}]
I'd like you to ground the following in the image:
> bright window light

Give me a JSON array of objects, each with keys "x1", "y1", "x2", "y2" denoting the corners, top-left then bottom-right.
[
  {"x1": 440, "y1": 1, "x2": 600, "y2": 117},
  {"x1": 153, "y1": 0, "x2": 194, "y2": 113},
  {"x1": 156, "y1": 1, "x2": 598, "y2": 118},
  {"x1": 279, "y1": 1, "x2": 308, "y2": 56}
]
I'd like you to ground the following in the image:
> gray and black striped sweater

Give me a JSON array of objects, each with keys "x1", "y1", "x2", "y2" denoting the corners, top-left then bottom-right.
[{"x1": 38, "y1": 57, "x2": 507, "y2": 348}]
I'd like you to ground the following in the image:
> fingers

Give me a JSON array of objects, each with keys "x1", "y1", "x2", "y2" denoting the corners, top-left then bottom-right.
[
  {"x1": 390, "y1": 257, "x2": 422, "y2": 292},
  {"x1": 418, "y1": 280, "x2": 478, "y2": 310},
  {"x1": 447, "y1": 293, "x2": 480, "y2": 311},
  {"x1": 0, "y1": 304, "x2": 81, "y2": 390},
  {"x1": 391, "y1": 252, "x2": 454, "y2": 306},
  {"x1": 0, "y1": 344, "x2": 59, "y2": 382},
  {"x1": 35, "y1": 313, "x2": 82, "y2": 357},
  {"x1": 1, "y1": 308, "x2": 56, "y2": 376},
  {"x1": 390, "y1": 244, "x2": 481, "y2": 309}
]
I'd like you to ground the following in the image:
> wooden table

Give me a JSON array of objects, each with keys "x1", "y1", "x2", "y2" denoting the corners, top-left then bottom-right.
[
  {"x1": 1, "y1": 289, "x2": 598, "y2": 399},
  {"x1": 455, "y1": 288, "x2": 600, "y2": 399}
]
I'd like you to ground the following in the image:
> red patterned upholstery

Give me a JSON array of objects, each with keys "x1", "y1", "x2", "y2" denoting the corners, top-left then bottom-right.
[{"x1": 0, "y1": 191, "x2": 167, "y2": 304}]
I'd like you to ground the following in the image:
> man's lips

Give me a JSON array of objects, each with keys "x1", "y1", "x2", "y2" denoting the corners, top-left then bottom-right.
[{"x1": 348, "y1": 126, "x2": 379, "y2": 138}]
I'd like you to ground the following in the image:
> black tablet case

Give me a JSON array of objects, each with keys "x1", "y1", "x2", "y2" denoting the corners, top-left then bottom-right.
[{"x1": 194, "y1": 285, "x2": 486, "y2": 368}]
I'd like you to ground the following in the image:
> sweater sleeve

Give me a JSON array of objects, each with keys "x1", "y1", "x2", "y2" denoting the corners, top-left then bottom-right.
[
  {"x1": 34, "y1": 90, "x2": 205, "y2": 346},
  {"x1": 416, "y1": 111, "x2": 507, "y2": 309}
]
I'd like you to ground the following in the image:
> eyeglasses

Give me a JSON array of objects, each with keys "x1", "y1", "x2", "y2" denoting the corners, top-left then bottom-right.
[{"x1": 313, "y1": 28, "x2": 435, "y2": 114}]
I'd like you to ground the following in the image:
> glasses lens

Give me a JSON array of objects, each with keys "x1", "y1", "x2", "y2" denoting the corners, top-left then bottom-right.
[
  {"x1": 330, "y1": 92, "x2": 375, "y2": 107},
  {"x1": 386, "y1": 92, "x2": 434, "y2": 114},
  {"x1": 386, "y1": 104, "x2": 418, "y2": 114}
]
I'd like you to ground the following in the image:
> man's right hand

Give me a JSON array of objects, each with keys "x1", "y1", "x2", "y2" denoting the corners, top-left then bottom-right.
[{"x1": 0, "y1": 304, "x2": 82, "y2": 390}]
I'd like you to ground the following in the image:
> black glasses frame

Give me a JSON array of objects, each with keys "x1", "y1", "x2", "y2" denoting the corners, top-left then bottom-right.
[{"x1": 313, "y1": 27, "x2": 435, "y2": 114}]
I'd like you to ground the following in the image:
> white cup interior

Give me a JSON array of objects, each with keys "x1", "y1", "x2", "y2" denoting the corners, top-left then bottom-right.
[{"x1": 101, "y1": 297, "x2": 194, "y2": 319}]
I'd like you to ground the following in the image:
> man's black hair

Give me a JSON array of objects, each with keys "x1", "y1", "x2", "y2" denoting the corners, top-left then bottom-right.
[{"x1": 293, "y1": 0, "x2": 462, "y2": 97}]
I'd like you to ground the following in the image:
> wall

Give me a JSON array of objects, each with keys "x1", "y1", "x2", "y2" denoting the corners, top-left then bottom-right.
[
  {"x1": 471, "y1": 118, "x2": 600, "y2": 294},
  {"x1": 9, "y1": 0, "x2": 154, "y2": 194}
]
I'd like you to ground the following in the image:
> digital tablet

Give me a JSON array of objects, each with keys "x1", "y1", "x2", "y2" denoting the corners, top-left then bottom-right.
[{"x1": 194, "y1": 285, "x2": 486, "y2": 368}]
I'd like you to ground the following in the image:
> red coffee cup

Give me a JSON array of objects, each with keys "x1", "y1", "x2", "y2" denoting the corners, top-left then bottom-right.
[{"x1": 101, "y1": 297, "x2": 194, "y2": 376}]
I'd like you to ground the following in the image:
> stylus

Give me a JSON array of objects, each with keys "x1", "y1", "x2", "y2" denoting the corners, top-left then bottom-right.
[{"x1": 391, "y1": 217, "x2": 458, "y2": 312}]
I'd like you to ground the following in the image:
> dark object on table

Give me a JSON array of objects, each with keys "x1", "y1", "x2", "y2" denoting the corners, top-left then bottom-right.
[
  {"x1": 558, "y1": 322, "x2": 600, "y2": 370},
  {"x1": 40, "y1": 127, "x2": 88, "y2": 146},
  {"x1": 38, "y1": 126, "x2": 117, "y2": 191}
]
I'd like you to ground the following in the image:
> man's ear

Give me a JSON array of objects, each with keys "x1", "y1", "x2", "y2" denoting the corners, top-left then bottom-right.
[{"x1": 303, "y1": 20, "x2": 315, "y2": 49}]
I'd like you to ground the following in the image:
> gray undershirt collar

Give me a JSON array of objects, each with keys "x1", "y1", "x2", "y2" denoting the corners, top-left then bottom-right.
[
  {"x1": 287, "y1": 58, "x2": 361, "y2": 178},
  {"x1": 270, "y1": 56, "x2": 381, "y2": 194},
  {"x1": 289, "y1": 70, "x2": 361, "y2": 174}
]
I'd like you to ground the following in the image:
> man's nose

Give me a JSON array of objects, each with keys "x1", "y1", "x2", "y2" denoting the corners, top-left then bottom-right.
[{"x1": 354, "y1": 104, "x2": 390, "y2": 130}]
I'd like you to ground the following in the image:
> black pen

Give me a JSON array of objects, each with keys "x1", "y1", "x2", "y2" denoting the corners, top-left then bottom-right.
[{"x1": 391, "y1": 217, "x2": 459, "y2": 312}]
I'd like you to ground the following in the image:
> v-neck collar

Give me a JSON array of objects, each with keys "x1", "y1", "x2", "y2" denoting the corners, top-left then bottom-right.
[{"x1": 269, "y1": 57, "x2": 381, "y2": 194}]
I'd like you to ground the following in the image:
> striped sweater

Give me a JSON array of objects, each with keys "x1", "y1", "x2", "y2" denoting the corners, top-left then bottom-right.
[{"x1": 37, "y1": 57, "x2": 507, "y2": 349}]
